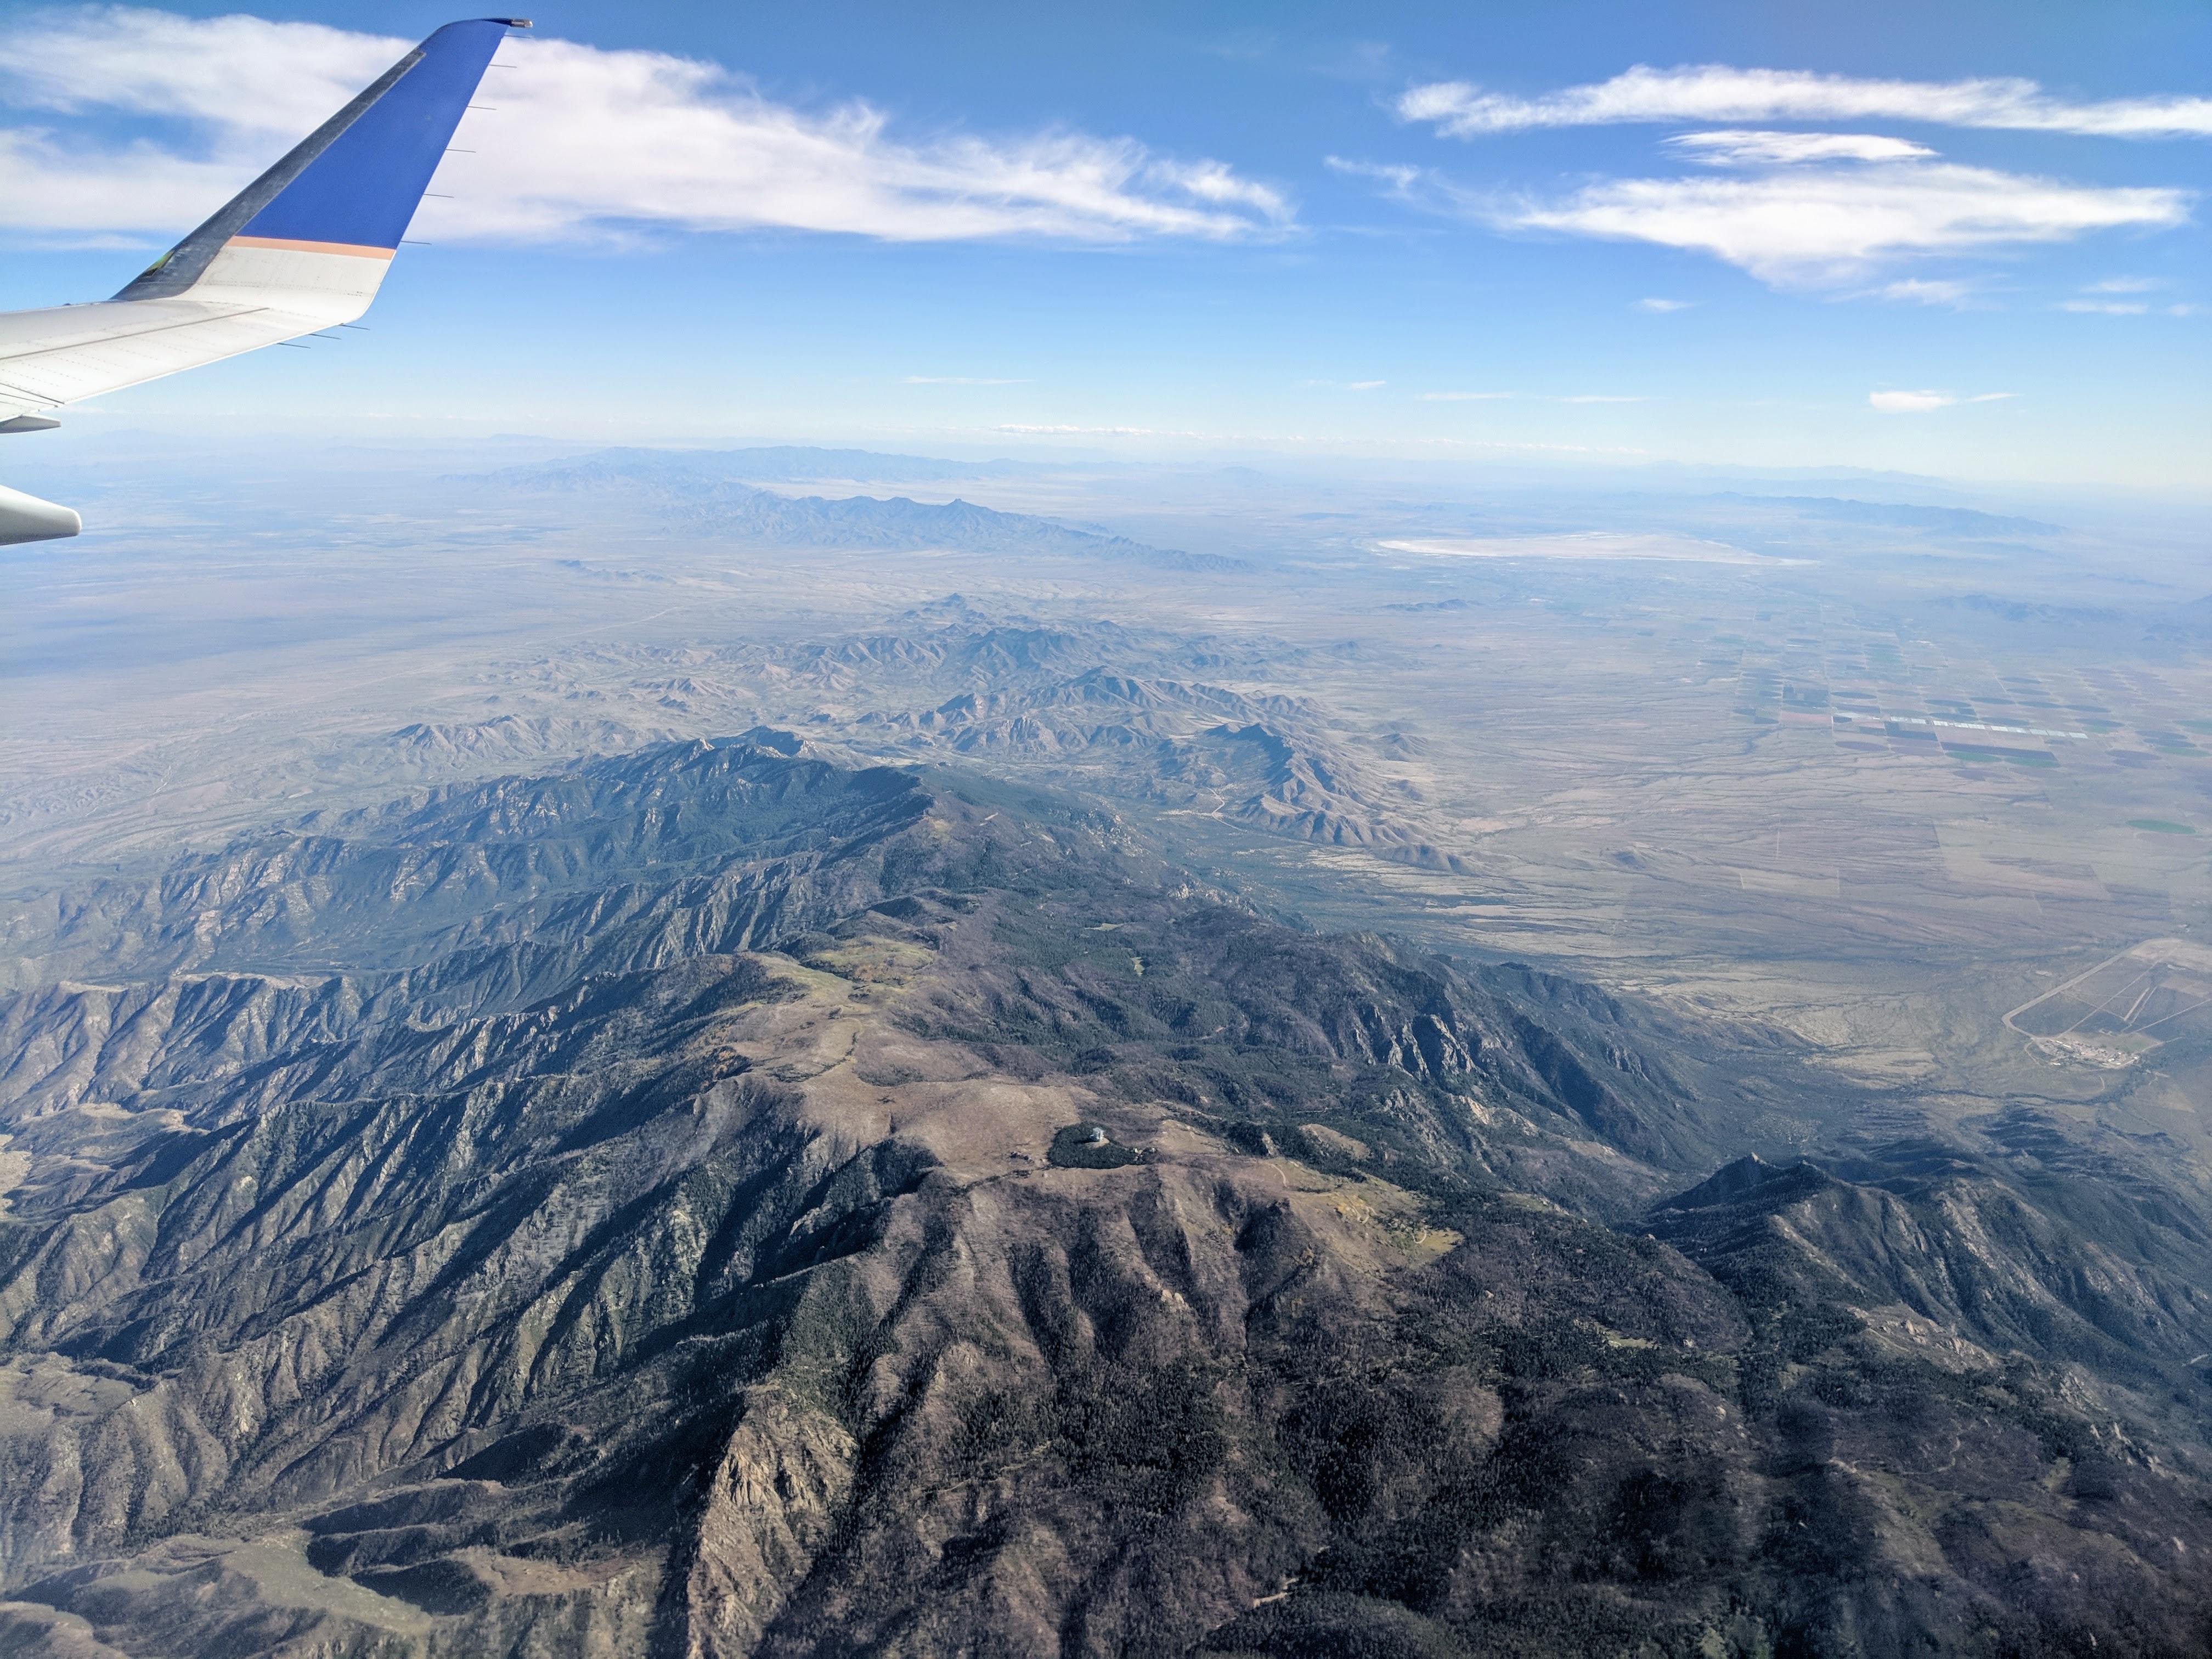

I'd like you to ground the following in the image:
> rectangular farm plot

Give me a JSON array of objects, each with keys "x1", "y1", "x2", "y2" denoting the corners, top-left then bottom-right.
[{"x1": 1940, "y1": 741, "x2": 2057, "y2": 766}]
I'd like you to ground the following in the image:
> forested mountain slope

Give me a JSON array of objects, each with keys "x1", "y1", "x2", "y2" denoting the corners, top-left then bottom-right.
[{"x1": 0, "y1": 741, "x2": 2205, "y2": 1657}]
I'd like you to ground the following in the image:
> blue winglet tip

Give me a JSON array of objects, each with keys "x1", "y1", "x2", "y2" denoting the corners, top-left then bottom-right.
[{"x1": 112, "y1": 12, "x2": 532, "y2": 298}]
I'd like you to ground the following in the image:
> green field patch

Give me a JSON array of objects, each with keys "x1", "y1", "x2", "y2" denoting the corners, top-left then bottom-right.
[{"x1": 2127, "y1": 819, "x2": 2197, "y2": 836}]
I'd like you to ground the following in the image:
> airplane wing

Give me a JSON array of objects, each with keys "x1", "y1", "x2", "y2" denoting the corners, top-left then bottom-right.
[{"x1": 0, "y1": 17, "x2": 528, "y2": 545}]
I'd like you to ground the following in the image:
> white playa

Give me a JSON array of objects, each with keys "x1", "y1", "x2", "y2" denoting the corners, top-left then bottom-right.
[{"x1": 1375, "y1": 531, "x2": 1810, "y2": 565}]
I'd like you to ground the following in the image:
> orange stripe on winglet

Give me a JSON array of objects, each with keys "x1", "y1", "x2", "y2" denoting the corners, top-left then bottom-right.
[{"x1": 225, "y1": 236, "x2": 398, "y2": 260}]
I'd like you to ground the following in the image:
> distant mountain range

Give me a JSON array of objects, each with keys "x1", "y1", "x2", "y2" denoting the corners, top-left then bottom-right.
[
  {"x1": 451, "y1": 447, "x2": 1246, "y2": 571},
  {"x1": 475, "y1": 444, "x2": 1043, "y2": 487},
  {"x1": 1709, "y1": 493, "x2": 2064, "y2": 537}
]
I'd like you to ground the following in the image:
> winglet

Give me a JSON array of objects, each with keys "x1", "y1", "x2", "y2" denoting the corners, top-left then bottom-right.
[{"x1": 113, "y1": 19, "x2": 526, "y2": 301}]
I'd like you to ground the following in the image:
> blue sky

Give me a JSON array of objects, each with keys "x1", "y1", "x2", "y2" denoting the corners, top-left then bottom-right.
[{"x1": 2, "y1": 0, "x2": 2207, "y2": 487}]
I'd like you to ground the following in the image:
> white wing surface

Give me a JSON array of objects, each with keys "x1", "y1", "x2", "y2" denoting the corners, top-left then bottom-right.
[{"x1": 0, "y1": 17, "x2": 529, "y2": 545}]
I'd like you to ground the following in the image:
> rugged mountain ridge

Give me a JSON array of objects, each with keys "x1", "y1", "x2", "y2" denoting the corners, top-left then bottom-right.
[
  {"x1": 0, "y1": 742, "x2": 2207, "y2": 1657},
  {"x1": 317, "y1": 618, "x2": 1462, "y2": 875},
  {"x1": 569, "y1": 616, "x2": 1453, "y2": 867}
]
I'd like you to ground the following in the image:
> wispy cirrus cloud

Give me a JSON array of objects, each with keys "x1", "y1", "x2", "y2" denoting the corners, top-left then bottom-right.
[
  {"x1": 1415, "y1": 391, "x2": 1641, "y2": 403},
  {"x1": 2057, "y1": 298, "x2": 2199, "y2": 315},
  {"x1": 2056, "y1": 277, "x2": 2198, "y2": 315},
  {"x1": 1396, "y1": 65, "x2": 2212, "y2": 140},
  {"x1": 1875, "y1": 278, "x2": 1977, "y2": 305},
  {"x1": 1634, "y1": 297, "x2": 1693, "y2": 311},
  {"x1": 1869, "y1": 390, "x2": 2015, "y2": 412},
  {"x1": 1501, "y1": 161, "x2": 2186, "y2": 287},
  {"x1": 1324, "y1": 156, "x2": 1420, "y2": 189},
  {"x1": 2, "y1": 6, "x2": 395, "y2": 133},
  {"x1": 991, "y1": 424, "x2": 1210, "y2": 437},
  {"x1": 1664, "y1": 129, "x2": 1936, "y2": 166},
  {"x1": 1341, "y1": 145, "x2": 2189, "y2": 290},
  {"x1": 0, "y1": 6, "x2": 1293, "y2": 245},
  {"x1": 1364, "y1": 65, "x2": 2202, "y2": 294}
]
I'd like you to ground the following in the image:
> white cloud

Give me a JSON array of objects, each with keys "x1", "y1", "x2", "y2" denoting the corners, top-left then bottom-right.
[
  {"x1": 1324, "y1": 155, "x2": 1422, "y2": 189},
  {"x1": 1869, "y1": 390, "x2": 2015, "y2": 411},
  {"x1": 1397, "y1": 65, "x2": 2212, "y2": 140},
  {"x1": 1876, "y1": 278, "x2": 1976, "y2": 304},
  {"x1": 2, "y1": 7, "x2": 399, "y2": 133},
  {"x1": 1666, "y1": 129, "x2": 1937, "y2": 166},
  {"x1": 1497, "y1": 161, "x2": 2189, "y2": 286},
  {"x1": 0, "y1": 127, "x2": 247, "y2": 240},
  {"x1": 1413, "y1": 390, "x2": 1638, "y2": 402},
  {"x1": 1635, "y1": 297, "x2": 1693, "y2": 311},
  {"x1": 1335, "y1": 132, "x2": 2189, "y2": 292},
  {"x1": 1150, "y1": 157, "x2": 1290, "y2": 218},
  {"x1": 2063, "y1": 275, "x2": 2195, "y2": 312},
  {"x1": 0, "y1": 7, "x2": 1291, "y2": 245},
  {"x1": 992, "y1": 424, "x2": 1207, "y2": 436}
]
